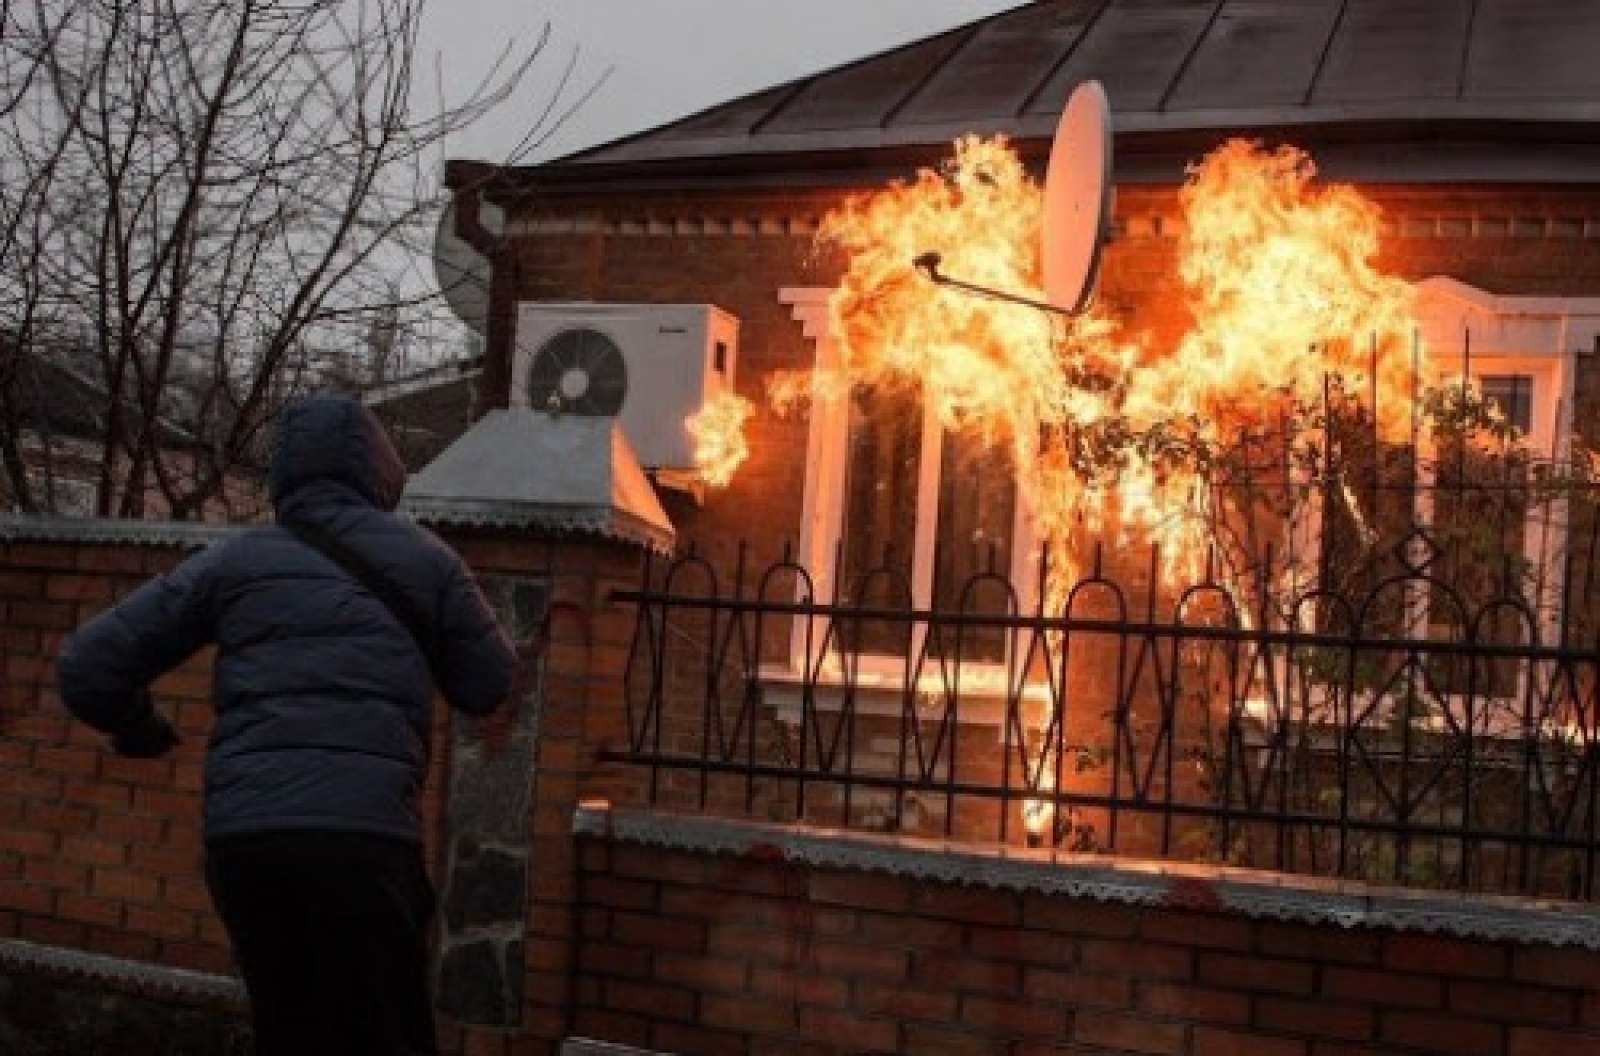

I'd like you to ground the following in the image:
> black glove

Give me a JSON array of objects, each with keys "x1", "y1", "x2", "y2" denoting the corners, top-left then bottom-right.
[{"x1": 110, "y1": 690, "x2": 180, "y2": 758}]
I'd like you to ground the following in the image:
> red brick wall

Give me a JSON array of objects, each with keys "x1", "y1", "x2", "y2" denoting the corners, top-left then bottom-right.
[
  {"x1": 0, "y1": 539, "x2": 235, "y2": 975},
  {"x1": 436, "y1": 531, "x2": 651, "y2": 1054},
  {"x1": 0, "y1": 535, "x2": 500, "y2": 978},
  {"x1": 571, "y1": 835, "x2": 1600, "y2": 1056},
  {"x1": 0, "y1": 530, "x2": 652, "y2": 1054},
  {"x1": 7, "y1": 528, "x2": 1600, "y2": 1056}
]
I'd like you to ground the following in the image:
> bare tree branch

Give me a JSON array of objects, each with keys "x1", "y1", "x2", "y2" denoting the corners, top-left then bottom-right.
[{"x1": 2, "y1": 0, "x2": 572, "y2": 517}]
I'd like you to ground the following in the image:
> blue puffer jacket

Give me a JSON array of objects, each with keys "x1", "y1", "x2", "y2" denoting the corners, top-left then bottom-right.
[{"x1": 57, "y1": 396, "x2": 518, "y2": 843}]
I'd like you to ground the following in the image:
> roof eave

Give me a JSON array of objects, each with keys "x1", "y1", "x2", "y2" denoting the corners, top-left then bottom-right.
[{"x1": 449, "y1": 115, "x2": 1600, "y2": 198}]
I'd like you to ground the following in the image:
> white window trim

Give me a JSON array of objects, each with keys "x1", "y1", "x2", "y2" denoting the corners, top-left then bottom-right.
[
  {"x1": 777, "y1": 286, "x2": 1039, "y2": 693},
  {"x1": 1260, "y1": 278, "x2": 1600, "y2": 734},
  {"x1": 1413, "y1": 277, "x2": 1596, "y2": 654}
]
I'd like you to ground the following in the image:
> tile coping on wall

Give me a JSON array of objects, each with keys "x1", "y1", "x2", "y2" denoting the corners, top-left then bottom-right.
[
  {"x1": 573, "y1": 801, "x2": 1600, "y2": 950},
  {"x1": 0, "y1": 508, "x2": 656, "y2": 551},
  {"x1": 0, "y1": 937, "x2": 245, "y2": 1008},
  {"x1": 4, "y1": 806, "x2": 1595, "y2": 1019},
  {"x1": 0, "y1": 513, "x2": 233, "y2": 547},
  {"x1": 0, "y1": 934, "x2": 665, "y2": 1056}
]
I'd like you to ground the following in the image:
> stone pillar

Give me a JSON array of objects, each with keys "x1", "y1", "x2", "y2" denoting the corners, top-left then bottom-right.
[{"x1": 435, "y1": 576, "x2": 549, "y2": 1026}]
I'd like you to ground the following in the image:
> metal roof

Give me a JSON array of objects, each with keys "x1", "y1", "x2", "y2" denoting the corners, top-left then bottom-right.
[
  {"x1": 497, "y1": 0, "x2": 1600, "y2": 189},
  {"x1": 401, "y1": 410, "x2": 676, "y2": 554}
]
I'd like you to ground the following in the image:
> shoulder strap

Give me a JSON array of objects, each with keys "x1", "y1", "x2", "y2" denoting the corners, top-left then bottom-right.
[{"x1": 284, "y1": 520, "x2": 443, "y2": 677}]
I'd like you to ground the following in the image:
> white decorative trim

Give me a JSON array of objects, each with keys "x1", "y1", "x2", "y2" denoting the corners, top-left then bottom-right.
[
  {"x1": 1092, "y1": 214, "x2": 1600, "y2": 242},
  {"x1": 507, "y1": 211, "x2": 1600, "y2": 243},
  {"x1": 508, "y1": 216, "x2": 822, "y2": 238}
]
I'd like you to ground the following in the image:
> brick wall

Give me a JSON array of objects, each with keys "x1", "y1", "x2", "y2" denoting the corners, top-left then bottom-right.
[
  {"x1": 437, "y1": 531, "x2": 651, "y2": 1054},
  {"x1": 7, "y1": 521, "x2": 1600, "y2": 1056},
  {"x1": 0, "y1": 526, "x2": 653, "y2": 1055},
  {"x1": 0, "y1": 537, "x2": 236, "y2": 977},
  {"x1": 569, "y1": 813, "x2": 1600, "y2": 1056}
]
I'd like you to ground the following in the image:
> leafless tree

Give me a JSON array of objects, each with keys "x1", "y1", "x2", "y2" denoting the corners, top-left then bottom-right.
[{"x1": 1, "y1": 0, "x2": 588, "y2": 518}]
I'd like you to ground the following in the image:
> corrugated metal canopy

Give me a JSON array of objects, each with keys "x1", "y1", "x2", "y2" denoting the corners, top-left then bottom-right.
[
  {"x1": 401, "y1": 410, "x2": 675, "y2": 554},
  {"x1": 491, "y1": 0, "x2": 1600, "y2": 188}
]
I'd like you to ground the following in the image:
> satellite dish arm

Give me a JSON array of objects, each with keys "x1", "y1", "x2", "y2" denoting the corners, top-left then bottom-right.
[
  {"x1": 914, "y1": 252, "x2": 1083, "y2": 318},
  {"x1": 912, "y1": 81, "x2": 1113, "y2": 321}
]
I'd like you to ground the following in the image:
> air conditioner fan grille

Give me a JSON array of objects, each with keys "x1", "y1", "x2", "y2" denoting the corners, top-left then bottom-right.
[{"x1": 525, "y1": 328, "x2": 628, "y2": 416}]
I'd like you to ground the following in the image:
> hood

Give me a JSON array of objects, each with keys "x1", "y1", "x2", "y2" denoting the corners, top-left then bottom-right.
[{"x1": 269, "y1": 395, "x2": 406, "y2": 512}]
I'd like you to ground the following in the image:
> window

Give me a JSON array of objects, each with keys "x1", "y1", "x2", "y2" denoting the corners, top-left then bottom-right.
[
  {"x1": 1414, "y1": 280, "x2": 1590, "y2": 652},
  {"x1": 1424, "y1": 370, "x2": 1541, "y2": 698},
  {"x1": 1479, "y1": 375, "x2": 1533, "y2": 434},
  {"x1": 782, "y1": 287, "x2": 1034, "y2": 677},
  {"x1": 1287, "y1": 279, "x2": 1596, "y2": 724}
]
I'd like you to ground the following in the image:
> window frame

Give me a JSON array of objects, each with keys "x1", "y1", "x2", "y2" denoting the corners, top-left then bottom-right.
[
  {"x1": 1412, "y1": 278, "x2": 1589, "y2": 659},
  {"x1": 780, "y1": 286, "x2": 1038, "y2": 685},
  {"x1": 1266, "y1": 279, "x2": 1597, "y2": 733}
]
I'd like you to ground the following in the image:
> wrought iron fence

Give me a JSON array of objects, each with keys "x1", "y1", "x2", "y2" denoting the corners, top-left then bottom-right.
[{"x1": 608, "y1": 484, "x2": 1600, "y2": 901}]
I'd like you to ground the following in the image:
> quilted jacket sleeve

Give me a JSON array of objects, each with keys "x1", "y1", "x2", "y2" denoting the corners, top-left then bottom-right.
[
  {"x1": 430, "y1": 553, "x2": 518, "y2": 717},
  {"x1": 56, "y1": 546, "x2": 218, "y2": 738}
]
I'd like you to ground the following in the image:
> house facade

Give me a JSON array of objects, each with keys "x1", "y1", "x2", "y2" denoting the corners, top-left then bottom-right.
[
  {"x1": 408, "y1": 0, "x2": 1600, "y2": 863},
  {"x1": 434, "y1": 0, "x2": 1600, "y2": 578}
]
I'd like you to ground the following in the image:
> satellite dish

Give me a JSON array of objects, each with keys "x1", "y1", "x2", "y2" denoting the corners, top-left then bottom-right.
[
  {"x1": 914, "y1": 80, "x2": 1113, "y2": 318},
  {"x1": 524, "y1": 328, "x2": 629, "y2": 416},
  {"x1": 430, "y1": 199, "x2": 503, "y2": 336},
  {"x1": 1041, "y1": 79, "x2": 1113, "y2": 315}
]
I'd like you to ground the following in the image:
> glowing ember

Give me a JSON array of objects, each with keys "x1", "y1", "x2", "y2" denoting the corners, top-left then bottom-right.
[{"x1": 686, "y1": 391, "x2": 754, "y2": 487}]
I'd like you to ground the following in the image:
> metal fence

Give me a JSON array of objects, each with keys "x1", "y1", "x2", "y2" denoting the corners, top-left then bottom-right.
[{"x1": 609, "y1": 479, "x2": 1600, "y2": 901}]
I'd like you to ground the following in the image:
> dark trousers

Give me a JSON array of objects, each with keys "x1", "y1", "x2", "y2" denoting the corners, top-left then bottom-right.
[{"x1": 205, "y1": 830, "x2": 439, "y2": 1056}]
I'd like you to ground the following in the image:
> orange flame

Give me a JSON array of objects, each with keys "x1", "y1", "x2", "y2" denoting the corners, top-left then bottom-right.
[
  {"x1": 1154, "y1": 140, "x2": 1419, "y2": 436},
  {"x1": 800, "y1": 136, "x2": 1082, "y2": 463},
  {"x1": 803, "y1": 136, "x2": 1428, "y2": 592},
  {"x1": 686, "y1": 391, "x2": 754, "y2": 487}
]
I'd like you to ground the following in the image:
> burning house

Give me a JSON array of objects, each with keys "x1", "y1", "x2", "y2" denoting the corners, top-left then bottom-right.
[
  {"x1": 10, "y1": 4, "x2": 1600, "y2": 1053},
  {"x1": 401, "y1": 0, "x2": 1600, "y2": 882}
]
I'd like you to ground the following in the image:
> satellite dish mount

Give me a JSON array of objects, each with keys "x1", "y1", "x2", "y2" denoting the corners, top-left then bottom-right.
[{"x1": 916, "y1": 80, "x2": 1114, "y2": 317}]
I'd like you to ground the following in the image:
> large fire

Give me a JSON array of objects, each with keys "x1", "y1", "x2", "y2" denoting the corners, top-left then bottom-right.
[
  {"x1": 691, "y1": 133, "x2": 1441, "y2": 594},
  {"x1": 678, "y1": 130, "x2": 1579, "y2": 845},
  {"x1": 779, "y1": 134, "x2": 1428, "y2": 593},
  {"x1": 1161, "y1": 140, "x2": 1418, "y2": 436},
  {"x1": 809, "y1": 134, "x2": 1429, "y2": 847}
]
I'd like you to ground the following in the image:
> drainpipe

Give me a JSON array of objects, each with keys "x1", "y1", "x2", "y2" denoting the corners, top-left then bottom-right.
[{"x1": 444, "y1": 160, "x2": 518, "y2": 420}]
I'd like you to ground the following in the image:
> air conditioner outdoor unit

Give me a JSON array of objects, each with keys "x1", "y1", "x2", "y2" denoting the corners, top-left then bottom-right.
[{"x1": 509, "y1": 302, "x2": 739, "y2": 473}]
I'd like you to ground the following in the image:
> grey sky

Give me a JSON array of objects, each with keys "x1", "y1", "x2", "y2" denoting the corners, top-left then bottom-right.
[{"x1": 421, "y1": 1, "x2": 1031, "y2": 165}]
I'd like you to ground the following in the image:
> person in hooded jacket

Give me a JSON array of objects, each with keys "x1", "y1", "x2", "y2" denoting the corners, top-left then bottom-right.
[{"x1": 56, "y1": 394, "x2": 519, "y2": 1056}]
